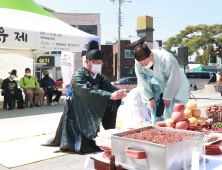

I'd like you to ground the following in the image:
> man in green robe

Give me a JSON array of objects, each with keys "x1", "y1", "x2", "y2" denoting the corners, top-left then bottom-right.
[{"x1": 43, "y1": 40, "x2": 126, "y2": 153}]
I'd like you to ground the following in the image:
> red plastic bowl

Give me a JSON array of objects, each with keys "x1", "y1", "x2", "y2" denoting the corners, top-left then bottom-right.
[
  {"x1": 189, "y1": 126, "x2": 201, "y2": 131},
  {"x1": 212, "y1": 127, "x2": 222, "y2": 133}
]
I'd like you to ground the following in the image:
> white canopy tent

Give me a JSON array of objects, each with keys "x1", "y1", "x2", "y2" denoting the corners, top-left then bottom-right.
[{"x1": 0, "y1": 0, "x2": 98, "y2": 80}]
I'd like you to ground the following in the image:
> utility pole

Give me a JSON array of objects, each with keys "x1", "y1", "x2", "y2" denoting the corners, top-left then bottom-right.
[
  {"x1": 110, "y1": 0, "x2": 131, "y2": 80},
  {"x1": 117, "y1": 0, "x2": 121, "y2": 80}
]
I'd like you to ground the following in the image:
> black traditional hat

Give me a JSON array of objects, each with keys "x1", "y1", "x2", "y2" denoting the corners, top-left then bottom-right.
[
  {"x1": 127, "y1": 36, "x2": 151, "y2": 61},
  {"x1": 86, "y1": 40, "x2": 103, "y2": 60},
  {"x1": 9, "y1": 69, "x2": 17, "y2": 77}
]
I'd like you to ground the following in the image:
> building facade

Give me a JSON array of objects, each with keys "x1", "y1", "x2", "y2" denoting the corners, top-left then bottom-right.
[{"x1": 35, "y1": 6, "x2": 101, "y2": 81}]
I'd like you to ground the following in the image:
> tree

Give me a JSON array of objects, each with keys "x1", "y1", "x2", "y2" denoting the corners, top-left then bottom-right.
[
  {"x1": 195, "y1": 51, "x2": 202, "y2": 63},
  {"x1": 163, "y1": 24, "x2": 222, "y2": 58}
]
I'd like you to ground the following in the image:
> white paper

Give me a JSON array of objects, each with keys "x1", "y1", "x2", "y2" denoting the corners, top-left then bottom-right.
[{"x1": 84, "y1": 156, "x2": 94, "y2": 169}]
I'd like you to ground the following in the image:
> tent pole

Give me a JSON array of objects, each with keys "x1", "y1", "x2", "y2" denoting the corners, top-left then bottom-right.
[{"x1": 33, "y1": 53, "x2": 36, "y2": 77}]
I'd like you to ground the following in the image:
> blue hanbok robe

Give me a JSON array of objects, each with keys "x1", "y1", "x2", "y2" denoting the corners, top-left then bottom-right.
[{"x1": 135, "y1": 49, "x2": 189, "y2": 124}]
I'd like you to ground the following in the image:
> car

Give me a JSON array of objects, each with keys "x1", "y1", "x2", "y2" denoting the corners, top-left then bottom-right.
[
  {"x1": 185, "y1": 71, "x2": 214, "y2": 90},
  {"x1": 113, "y1": 77, "x2": 137, "y2": 87},
  {"x1": 54, "y1": 78, "x2": 63, "y2": 87}
]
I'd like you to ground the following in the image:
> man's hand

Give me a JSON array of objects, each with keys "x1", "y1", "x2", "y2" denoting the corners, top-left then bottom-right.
[
  {"x1": 163, "y1": 100, "x2": 171, "y2": 108},
  {"x1": 27, "y1": 87, "x2": 33, "y2": 90},
  {"x1": 150, "y1": 99, "x2": 156, "y2": 111},
  {"x1": 110, "y1": 89, "x2": 127, "y2": 100},
  {"x1": 53, "y1": 86, "x2": 56, "y2": 88},
  {"x1": 35, "y1": 87, "x2": 38, "y2": 90},
  {"x1": 48, "y1": 86, "x2": 52, "y2": 89},
  {"x1": 10, "y1": 91, "x2": 15, "y2": 95}
]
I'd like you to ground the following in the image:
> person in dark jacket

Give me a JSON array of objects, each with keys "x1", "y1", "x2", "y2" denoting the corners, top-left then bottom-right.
[
  {"x1": 40, "y1": 71, "x2": 62, "y2": 105},
  {"x1": 2, "y1": 69, "x2": 24, "y2": 110},
  {"x1": 208, "y1": 73, "x2": 217, "y2": 84}
]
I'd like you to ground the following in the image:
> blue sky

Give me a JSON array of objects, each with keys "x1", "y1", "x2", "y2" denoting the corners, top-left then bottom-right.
[{"x1": 34, "y1": 0, "x2": 222, "y2": 49}]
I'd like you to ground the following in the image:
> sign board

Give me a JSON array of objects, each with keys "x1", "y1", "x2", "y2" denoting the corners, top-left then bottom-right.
[{"x1": 36, "y1": 56, "x2": 54, "y2": 67}]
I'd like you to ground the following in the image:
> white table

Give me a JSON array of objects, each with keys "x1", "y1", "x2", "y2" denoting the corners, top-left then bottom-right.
[{"x1": 85, "y1": 153, "x2": 222, "y2": 170}]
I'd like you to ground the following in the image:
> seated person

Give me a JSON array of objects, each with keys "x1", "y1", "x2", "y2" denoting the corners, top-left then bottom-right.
[
  {"x1": 208, "y1": 73, "x2": 216, "y2": 84},
  {"x1": 2, "y1": 69, "x2": 24, "y2": 110},
  {"x1": 40, "y1": 71, "x2": 62, "y2": 105},
  {"x1": 20, "y1": 68, "x2": 44, "y2": 107}
]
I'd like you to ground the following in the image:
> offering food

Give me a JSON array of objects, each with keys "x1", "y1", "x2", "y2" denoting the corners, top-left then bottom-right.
[
  {"x1": 197, "y1": 117, "x2": 206, "y2": 126},
  {"x1": 173, "y1": 104, "x2": 185, "y2": 113},
  {"x1": 96, "y1": 129, "x2": 120, "y2": 148},
  {"x1": 165, "y1": 119, "x2": 176, "y2": 128},
  {"x1": 184, "y1": 110, "x2": 192, "y2": 119},
  {"x1": 175, "y1": 121, "x2": 188, "y2": 130},
  {"x1": 189, "y1": 117, "x2": 198, "y2": 126},
  {"x1": 156, "y1": 121, "x2": 166, "y2": 127},
  {"x1": 205, "y1": 105, "x2": 222, "y2": 122},
  {"x1": 205, "y1": 135, "x2": 219, "y2": 143},
  {"x1": 186, "y1": 102, "x2": 197, "y2": 110},
  {"x1": 192, "y1": 109, "x2": 201, "y2": 118},
  {"x1": 160, "y1": 103, "x2": 205, "y2": 130},
  {"x1": 171, "y1": 112, "x2": 184, "y2": 123},
  {"x1": 123, "y1": 128, "x2": 196, "y2": 145}
]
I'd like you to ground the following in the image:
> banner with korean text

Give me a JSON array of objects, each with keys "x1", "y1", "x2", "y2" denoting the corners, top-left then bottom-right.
[{"x1": 61, "y1": 52, "x2": 74, "y2": 87}]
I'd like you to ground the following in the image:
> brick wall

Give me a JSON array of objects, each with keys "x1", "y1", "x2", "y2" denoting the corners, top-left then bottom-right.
[
  {"x1": 112, "y1": 40, "x2": 136, "y2": 78},
  {"x1": 101, "y1": 45, "x2": 113, "y2": 77}
]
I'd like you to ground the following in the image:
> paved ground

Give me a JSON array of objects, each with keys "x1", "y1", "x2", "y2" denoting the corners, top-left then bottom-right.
[{"x1": 0, "y1": 90, "x2": 221, "y2": 169}]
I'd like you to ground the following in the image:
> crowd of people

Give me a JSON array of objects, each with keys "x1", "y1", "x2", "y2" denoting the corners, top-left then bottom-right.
[{"x1": 0, "y1": 68, "x2": 62, "y2": 110}]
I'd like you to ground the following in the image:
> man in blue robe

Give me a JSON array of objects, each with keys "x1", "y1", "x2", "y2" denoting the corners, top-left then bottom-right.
[{"x1": 128, "y1": 37, "x2": 189, "y2": 124}]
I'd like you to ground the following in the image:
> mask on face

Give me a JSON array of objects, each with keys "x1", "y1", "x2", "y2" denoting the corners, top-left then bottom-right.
[
  {"x1": 91, "y1": 64, "x2": 102, "y2": 74},
  {"x1": 143, "y1": 61, "x2": 153, "y2": 69},
  {"x1": 26, "y1": 73, "x2": 30, "y2": 77},
  {"x1": 45, "y1": 74, "x2": 49, "y2": 78},
  {"x1": 11, "y1": 75, "x2": 16, "y2": 80}
]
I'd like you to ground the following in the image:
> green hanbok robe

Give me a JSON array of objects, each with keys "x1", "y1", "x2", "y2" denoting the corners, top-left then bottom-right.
[{"x1": 43, "y1": 67, "x2": 119, "y2": 153}]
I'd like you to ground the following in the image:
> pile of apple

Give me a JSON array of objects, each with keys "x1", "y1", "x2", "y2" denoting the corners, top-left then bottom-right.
[{"x1": 165, "y1": 102, "x2": 206, "y2": 130}]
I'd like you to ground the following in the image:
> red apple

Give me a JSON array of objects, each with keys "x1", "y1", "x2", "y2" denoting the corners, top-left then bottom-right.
[
  {"x1": 173, "y1": 104, "x2": 185, "y2": 113},
  {"x1": 185, "y1": 119, "x2": 190, "y2": 129},
  {"x1": 175, "y1": 121, "x2": 188, "y2": 130},
  {"x1": 171, "y1": 112, "x2": 184, "y2": 123}
]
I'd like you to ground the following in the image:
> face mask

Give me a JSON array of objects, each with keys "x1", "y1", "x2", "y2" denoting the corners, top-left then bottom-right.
[
  {"x1": 26, "y1": 73, "x2": 30, "y2": 77},
  {"x1": 143, "y1": 61, "x2": 153, "y2": 69},
  {"x1": 45, "y1": 74, "x2": 49, "y2": 77},
  {"x1": 11, "y1": 75, "x2": 15, "y2": 80},
  {"x1": 91, "y1": 64, "x2": 102, "y2": 74}
]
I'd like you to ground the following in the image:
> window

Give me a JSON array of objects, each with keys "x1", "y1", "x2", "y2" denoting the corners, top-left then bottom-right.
[
  {"x1": 200, "y1": 73, "x2": 210, "y2": 79},
  {"x1": 51, "y1": 51, "x2": 57, "y2": 54},
  {"x1": 125, "y1": 67, "x2": 135, "y2": 75},
  {"x1": 128, "y1": 78, "x2": 137, "y2": 82},
  {"x1": 57, "y1": 78, "x2": 63, "y2": 82},
  {"x1": 72, "y1": 25, "x2": 97, "y2": 35},
  {"x1": 125, "y1": 50, "x2": 134, "y2": 58},
  {"x1": 186, "y1": 73, "x2": 197, "y2": 78}
]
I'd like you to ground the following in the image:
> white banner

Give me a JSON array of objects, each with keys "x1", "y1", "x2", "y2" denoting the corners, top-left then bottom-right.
[
  {"x1": 0, "y1": 26, "x2": 97, "y2": 52},
  {"x1": 61, "y1": 52, "x2": 74, "y2": 86}
]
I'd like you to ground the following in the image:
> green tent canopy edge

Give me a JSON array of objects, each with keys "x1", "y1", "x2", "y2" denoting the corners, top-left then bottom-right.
[{"x1": 0, "y1": 0, "x2": 57, "y2": 19}]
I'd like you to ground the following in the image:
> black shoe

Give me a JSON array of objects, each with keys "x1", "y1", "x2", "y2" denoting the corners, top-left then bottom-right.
[
  {"x1": 17, "y1": 106, "x2": 25, "y2": 109},
  {"x1": 8, "y1": 107, "x2": 13, "y2": 110},
  {"x1": 30, "y1": 104, "x2": 33, "y2": 108},
  {"x1": 34, "y1": 103, "x2": 41, "y2": 107}
]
